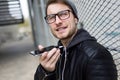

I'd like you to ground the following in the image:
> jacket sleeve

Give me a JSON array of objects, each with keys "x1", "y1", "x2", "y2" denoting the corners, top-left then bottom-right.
[
  {"x1": 34, "y1": 64, "x2": 57, "y2": 80},
  {"x1": 86, "y1": 45, "x2": 118, "y2": 80}
]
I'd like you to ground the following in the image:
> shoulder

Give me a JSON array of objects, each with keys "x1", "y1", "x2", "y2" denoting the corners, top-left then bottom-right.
[{"x1": 81, "y1": 40, "x2": 111, "y2": 58}]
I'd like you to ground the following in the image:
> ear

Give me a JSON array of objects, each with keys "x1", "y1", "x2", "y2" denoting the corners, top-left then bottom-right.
[{"x1": 75, "y1": 18, "x2": 78, "y2": 24}]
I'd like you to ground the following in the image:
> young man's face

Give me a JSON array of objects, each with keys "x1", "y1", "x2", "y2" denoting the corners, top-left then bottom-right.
[{"x1": 47, "y1": 3, "x2": 78, "y2": 40}]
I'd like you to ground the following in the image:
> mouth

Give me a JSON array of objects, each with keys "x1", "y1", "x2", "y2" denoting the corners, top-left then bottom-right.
[{"x1": 56, "y1": 26, "x2": 67, "y2": 33}]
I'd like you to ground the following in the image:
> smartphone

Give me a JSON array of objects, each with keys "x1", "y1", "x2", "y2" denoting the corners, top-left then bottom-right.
[{"x1": 29, "y1": 45, "x2": 63, "y2": 56}]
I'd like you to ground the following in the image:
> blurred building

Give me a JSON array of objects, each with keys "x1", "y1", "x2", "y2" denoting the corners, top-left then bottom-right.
[{"x1": 0, "y1": 0, "x2": 27, "y2": 46}]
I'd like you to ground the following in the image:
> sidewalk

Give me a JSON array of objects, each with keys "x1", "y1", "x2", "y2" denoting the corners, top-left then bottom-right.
[
  {"x1": 0, "y1": 36, "x2": 39, "y2": 80},
  {"x1": 0, "y1": 53, "x2": 39, "y2": 80}
]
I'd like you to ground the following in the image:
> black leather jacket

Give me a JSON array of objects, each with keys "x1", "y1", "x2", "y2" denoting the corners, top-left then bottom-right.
[{"x1": 34, "y1": 28, "x2": 117, "y2": 80}]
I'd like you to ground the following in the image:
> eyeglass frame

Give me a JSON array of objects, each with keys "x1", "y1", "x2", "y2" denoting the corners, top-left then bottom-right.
[{"x1": 44, "y1": 10, "x2": 71, "y2": 24}]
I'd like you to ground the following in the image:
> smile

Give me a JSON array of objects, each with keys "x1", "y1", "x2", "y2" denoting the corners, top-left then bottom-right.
[{"x1": 56, "y1": 27, "x2": 67, "y2": 32}]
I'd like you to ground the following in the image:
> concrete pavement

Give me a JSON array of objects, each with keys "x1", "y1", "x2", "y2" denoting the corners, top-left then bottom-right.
[{"x1": 0, "y1": 37, "x2": 39, "y2": 80}]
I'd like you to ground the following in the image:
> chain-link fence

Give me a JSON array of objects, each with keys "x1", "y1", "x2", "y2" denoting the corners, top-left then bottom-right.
[{"x1": 72, "y1": 0, "x2": 120, "y2": 79}]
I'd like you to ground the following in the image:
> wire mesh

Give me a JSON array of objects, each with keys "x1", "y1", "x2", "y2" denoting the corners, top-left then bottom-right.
[{"x1": 73, "y1": 0, "x2": 120, "y2": 79}]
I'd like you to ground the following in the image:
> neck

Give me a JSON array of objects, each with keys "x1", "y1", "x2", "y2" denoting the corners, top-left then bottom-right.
[
  {"x1": 61, "y1": 29, "x2": 78, "y2": 47},
  {"x1": 61, "y1": 38, "x2": 71, "y2": 47}
]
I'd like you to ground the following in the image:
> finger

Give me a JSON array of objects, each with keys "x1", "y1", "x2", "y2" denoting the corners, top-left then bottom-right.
[
  {"x1": 50, "y1": 53, "x2": 60, "y2": 70},
  {"x1": 49, "y1": 49, "x2": 60, "y2": 65},
  {"x1": 45, "y1": 48, "x2": 58, "y2": 61},
  {"x1": 38, "y1": 45, "x2": 44, "y2": 50},
  {"x1": 39, "y1": 52, "x2": 48, "y2": 62},
  {"x1": 39, "y1": 48, "x2": 58, "y2": 67},
  {"x1": 40, "y1": 48, "x2": 57, "y2": 64}
]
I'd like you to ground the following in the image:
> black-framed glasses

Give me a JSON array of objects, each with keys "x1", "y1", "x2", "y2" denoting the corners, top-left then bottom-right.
[{"x1": 45, "y1": 10, "x2": 71, "y2": 24}]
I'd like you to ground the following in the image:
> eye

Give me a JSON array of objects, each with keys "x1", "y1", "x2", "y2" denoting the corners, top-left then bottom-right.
[
  {"x1": 47, "y1": 14, "x2": 55, "y2": 20},
  {"x1": 57, "y1": 10, "x2": 70, "y2": 20},
  {"x1": 59, "y1": 11, "x2": 68, "y2": 17}
]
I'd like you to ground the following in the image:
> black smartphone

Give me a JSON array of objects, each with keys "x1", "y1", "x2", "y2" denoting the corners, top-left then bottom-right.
[{"x1": 29, "y1": 45, "x2": 63, "y2": 56}]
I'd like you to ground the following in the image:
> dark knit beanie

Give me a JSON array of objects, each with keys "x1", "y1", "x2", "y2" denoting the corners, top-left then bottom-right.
[{"x1": 65, "y1": 0, "x2": 78, "y2": 20}]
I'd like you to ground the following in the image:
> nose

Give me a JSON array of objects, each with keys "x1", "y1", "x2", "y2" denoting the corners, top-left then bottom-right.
[{"x1": 55, "y1": 16, "x2": 62, "y2": 24}]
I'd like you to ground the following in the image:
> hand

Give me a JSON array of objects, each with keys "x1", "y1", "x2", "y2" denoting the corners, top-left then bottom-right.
[{"x1": 38, "y1": 45, "x2": 61, "y2": 72}]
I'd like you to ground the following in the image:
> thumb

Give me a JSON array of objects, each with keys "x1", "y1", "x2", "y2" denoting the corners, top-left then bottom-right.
[{"x1": 38, "y1": 45, "x2": 44, "y2": 50}]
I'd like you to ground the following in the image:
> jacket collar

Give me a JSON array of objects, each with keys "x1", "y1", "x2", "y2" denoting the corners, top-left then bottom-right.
[{"x1": 58, "y1": 28, "x2": 96, "y2": 49}]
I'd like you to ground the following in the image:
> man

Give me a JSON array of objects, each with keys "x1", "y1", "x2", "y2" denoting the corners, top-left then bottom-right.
[{"x1": 34, "y1": 0, "x2": 117, "y2": 80}]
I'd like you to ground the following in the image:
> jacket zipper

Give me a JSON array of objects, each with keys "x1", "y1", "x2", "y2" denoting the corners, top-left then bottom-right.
[
  {"x1": 62, "y1": 47, "x2": 67, "y2": 80},
  {"x1": 43, "y1": 74, "x2": 47, "y2": 80}
]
